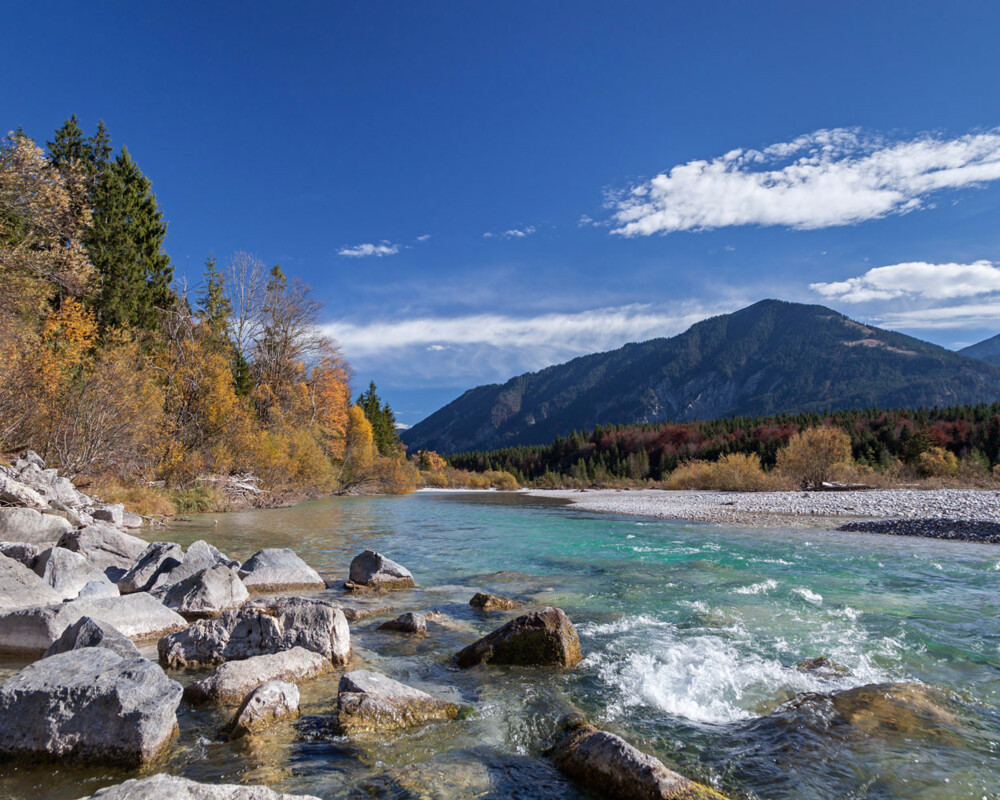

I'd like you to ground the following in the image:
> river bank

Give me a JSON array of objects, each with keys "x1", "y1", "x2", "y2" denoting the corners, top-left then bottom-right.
[{"x1": 526, "y1": 487, "x2": 1000, "y2": 530}]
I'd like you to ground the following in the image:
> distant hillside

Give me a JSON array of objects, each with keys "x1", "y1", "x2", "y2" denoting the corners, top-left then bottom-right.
[
  {"x1": 960, "y1": 333, "x2": 1000, "y2": 367},
  {"x1": 402, "y1": 299, "x2": 1000, "y2": 454}
]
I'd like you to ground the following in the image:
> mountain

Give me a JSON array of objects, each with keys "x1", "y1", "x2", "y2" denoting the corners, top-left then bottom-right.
[
  {"x1": 402, "y1": 299, "x2": 1000, "y2": 454},
  {"x1": 960, "y1": 333, "x2": 1000, "y2": 367}
]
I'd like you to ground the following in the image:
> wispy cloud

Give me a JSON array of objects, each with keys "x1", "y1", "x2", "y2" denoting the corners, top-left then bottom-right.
[
  {"x1": 610, "y1": 127, "x2": 1000, "y2": 236},
  {"x1": 484, "y1": 225, "x2": 537, "y2": 240},
  {"x1": 875, "y1": 300, "x2": 1000, "y2": 330},
  {"x1": 415, "y1": 234, "x2": 432, "y2": 242},
  {"x1": 337, "y1": 241, "x2": 400, "y2": 258},
  {"x1": 321, "y1": 301, "x2": 739, "y2": 385},
  {"x1": 811, "y1": 260, "x2": 1000, "y2": 303}
]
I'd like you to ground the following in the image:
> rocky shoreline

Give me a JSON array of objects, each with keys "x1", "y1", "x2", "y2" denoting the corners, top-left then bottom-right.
[{"x1": 527, "y1": 487, "x2": 1000, "y2": 538}]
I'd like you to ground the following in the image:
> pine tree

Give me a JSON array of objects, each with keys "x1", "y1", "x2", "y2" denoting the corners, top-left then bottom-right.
[
  {"x1": 85, "y1": 147, "x2": 173, "y2": 331},
  {"x1": 197, "y1": 253, "x2": 231, "y2": 341},
  {"x1": 357, "y1": 381, "x2": 401, "y2": 456},
  {"x1": 47, "y1": 115, "x2": 88, "y2": 169}
]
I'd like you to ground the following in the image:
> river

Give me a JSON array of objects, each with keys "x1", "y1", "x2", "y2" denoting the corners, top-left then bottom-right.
[{"x1": 1, "y1": 491, "x2": 998, "y2": 799}]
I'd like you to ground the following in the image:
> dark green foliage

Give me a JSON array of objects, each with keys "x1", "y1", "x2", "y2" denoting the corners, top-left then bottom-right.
[
  {"x1": 449, "y1": 404, "x2": 1000, "y2": 482},
  {"x1": 358, "y1": 381, "x2": 401, "y2": 456},
  {"x1": 85, "y1": 147, "x2": 174, "y2": 331},
  {"x1": 961, "y1": 333, "x2": 1000, "y2": 367},
  {"x1": 197, "y1": 254, "x2": 231, "y2": 340},
  {"x1": 48, "y1": 115, "x2": 112, "y2": 184},
  {"x1": 403, "y1": 300, "x2": 1000, "y2": 454}
]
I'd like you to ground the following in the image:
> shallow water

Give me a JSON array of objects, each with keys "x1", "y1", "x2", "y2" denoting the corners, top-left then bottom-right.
[{"x1": 2, "y1": 491, "x2": 999, "y2": 799}]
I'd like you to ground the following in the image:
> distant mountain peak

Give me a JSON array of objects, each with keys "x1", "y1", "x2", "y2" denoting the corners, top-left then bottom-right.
[{"x1": 402, "y1": 300, "x2": 1000, "y2": 454}]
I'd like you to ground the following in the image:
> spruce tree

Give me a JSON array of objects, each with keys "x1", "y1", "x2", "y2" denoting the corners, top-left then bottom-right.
[
  {"x1": 85, "y1": 147, "x2": 173, "y2": 331},
  {"x1": 357, "y1": 381, "x2": 401, "y2": 456},
  {"x1": 197, "y1": 253, "x2": 231, "y2": 341}
]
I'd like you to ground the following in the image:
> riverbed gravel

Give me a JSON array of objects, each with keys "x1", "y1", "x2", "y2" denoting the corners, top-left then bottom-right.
[{"x1": 526, "y1": 488, "x2": 1000, "y2": 531}]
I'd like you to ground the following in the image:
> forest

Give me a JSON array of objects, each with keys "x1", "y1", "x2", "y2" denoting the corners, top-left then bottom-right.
[
  {"x1": 0, "y1": 117, "x2": 423, "y2": 511},
  {"x1": 447, "y1": 404, "x2": 1000, "y2": 487}
]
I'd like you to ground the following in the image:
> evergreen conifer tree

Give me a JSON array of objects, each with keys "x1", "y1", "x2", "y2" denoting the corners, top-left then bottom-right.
[
  {"x1": 85, "y1": 147, "x2": 173, "y2": 331},
  {"x1": 357, "y1": 381, "x2": 401, "y2": 456},
  {"x1": 197, "y1": 253, "x2": 231, "y2": 341}
]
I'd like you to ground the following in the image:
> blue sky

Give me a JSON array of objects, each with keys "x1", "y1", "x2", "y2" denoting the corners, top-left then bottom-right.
[{"x1": 5, "y1": 2, "x2": 1000, "y2": 424}]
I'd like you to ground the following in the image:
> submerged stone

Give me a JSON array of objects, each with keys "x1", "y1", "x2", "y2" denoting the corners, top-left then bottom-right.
[
  {"x1": 378, "y1": 611, "x2": 427, "y2": 634},
  {"x1": 336, "y1": 669, "x2": 462, "y2": 733},
  {"x1": 185, "y1": 647, "x2": 330, "y2": 704},
  {"x1": 469, "y1": 592, "x2": 519, "y2": 611},
  {"x1": 76, "y1": 773, "x2": 322, "y2": 799},
  {"x1": 224, "y1": 680, "x2": 300, "y2": 738}
]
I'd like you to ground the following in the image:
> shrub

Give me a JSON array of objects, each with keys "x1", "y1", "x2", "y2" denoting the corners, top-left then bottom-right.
[
  {"x1": 918, "y1": 447, "x2": 959, "y2": 478},
  {"x1": 666, "y1": 452, "x2": 769, "y2": 491},
  {"x1": 776, "y1": 426, "x2": 853, "y2": 488}
]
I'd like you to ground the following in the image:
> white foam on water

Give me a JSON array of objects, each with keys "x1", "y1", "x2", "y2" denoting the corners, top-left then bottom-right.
[
  {"x1": 793, "y1": 587, "x2": 823, "y2": 605},
  {"x1": 733, "y1": 579, "x2": 778, "y2": 595}
]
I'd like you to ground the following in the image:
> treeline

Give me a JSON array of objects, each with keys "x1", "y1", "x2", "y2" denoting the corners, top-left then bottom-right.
[
  {"x1": 448, "y1": 404, "x2": 1000, "y2": 485},
  {"x1": 0, "y1": 117, "x2": 414, "y2": 509}
]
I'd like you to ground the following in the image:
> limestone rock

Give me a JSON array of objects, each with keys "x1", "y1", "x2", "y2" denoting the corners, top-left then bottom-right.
[
  {"x1": 0, "y1": 507, "x2": 73, "y2": 546},
  {"x1": 34, "y1": 546, "x2": 112, "y2": 600},
  {"x1": 186, "y1": 647, "x2": 327, "y2": 704},
  {"x1": 91, "y1": 503, "x2": 125, "y2": 525},
  {"x1": 550, "y1": 722, "x2": 729, "y2": 800},
  {"x1": 149, "y1": 539, "x2": 238, "y2": 594},
  {"x1": 378, "y1": 611, "x2": 427, "y2": 634},
  {"x1": 0, "y1": 592, "x2": 187, "y2": 654},
  {"x1": 0, "y1": 469, "x2": 47, "y2": 508},
  {"x1": 43, "y1": 615, "x2": 141, "y2": 659},
  {"x1": 0, "y1": 553, "x2": 62, "y2": 611},
  {"x1": 57, "y1": 525, "x2": 148, "y2": 580},
  {"x1": 346, "y1": 549, "x2": 416, "y2": 590},
  {"x1": 0, "y1": 541, "x2": 40, "y2": 569},
  {"x1": 121, "y1": 511, "x2": 144, "y2": 528},
  {"x1": 75, "y1": 773, "x2": 322, "y2": 799},
  {"x1": 469, "y1": 592, "x2": 519, "y2": 611},
  {"x1": 158, "y1": 596, "x2": 350, "y2": 668},
  {"x1": 118, "y1": 541, "x2": 183, "y2": 594},
  {"x1": 455, "y1": 607, "x2": 582, "y2": 668},
  {"x1": 336, "y1": 670, "x2": 461, "y2": 733},
  {"x1": 162, "y1": 565, "x2": 249, "y2": 617},
  {"x1": 224, "y1": 680, "x2": 300, "y2": 738},
  {"x1": 238, "y1": 548, "x2": 325, "y2": 594},
  {"x1": 76, "y1": 579, "x2": 120, "y2": 600},
  {"x1": 0, "y1": 648, "x2": 182, "y2": 766}
]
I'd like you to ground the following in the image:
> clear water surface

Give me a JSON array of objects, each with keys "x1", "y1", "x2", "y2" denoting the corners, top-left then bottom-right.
[{"x1": 1, "y1": 491, "x2": 998, "y2": 799}]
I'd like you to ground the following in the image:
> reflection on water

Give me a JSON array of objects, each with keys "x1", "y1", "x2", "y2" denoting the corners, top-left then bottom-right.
[{"x1": 2, "y1": 491, "x2": 999, "y2": 799}]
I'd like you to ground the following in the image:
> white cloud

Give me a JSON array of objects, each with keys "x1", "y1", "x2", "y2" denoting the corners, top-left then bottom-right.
[
  {"x1": 484, "y1": 225, "x2": 537, "y2": 240},
  {"x1": 875, "y1": 300, "x2": 1000, "y2": 330},
  {"x1": 337, "y1": 241, "x2": 400, "y2": 258},
  {"x1": 811, "y1": 260, "x2": 1000, "y2": 303},
  {"x1": 415, "y1": 234, "x2": 431, "y2": 242},
  {"x1": 610, "y1": 127, "x2": 1000, "y2": 236}
]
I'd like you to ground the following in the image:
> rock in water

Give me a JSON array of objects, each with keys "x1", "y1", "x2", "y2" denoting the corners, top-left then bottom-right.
[
  {"x1": 43, "y1": 615, "x2": 141, "y2": 659},
  {"x1": 162, "y1": 565, "x2": 249, "y2": 617},
  {"x1": 0, "y1": 553, "x2": 62, "y2": 611},
  {"x1": 33, "y1": 546, "x2": 112, "y2": 600},
  {"x1": 74, "y1": 773, "x2": 322, "y2": 799},
  {"x1": 0, "y1": 593, "x2": 187, "y2": 654},
  {"x1": 455, "y1": 607, "x2": 582, "y2": 668},
  {"x1": 238, "y1": 548, "x2": 325, "y2": 594},
  {"x1": 224, "y1": 680, "x2": 300, "y2": 737},
  {"x1": 336, "y1": 670, "x2": 462, "y2": 733},
  {"x1": 0, "y1": 648, "x2": 182, "y2": 766},
  {"x1": 118, "y1": 541, "x2": 183, "y2": 594},
  {"x1": 158, "y1": 596, "x2": 350, "y2": 668},
  {"x1": 346, "y1": 549, "x2": 416, "y2": 590},
  {"x1": 185, "y1": 647, "x2": 330, "y2": 704},
  {"x1": 469, "y1": 592, "x2": 519, "y2": 611},
  {"x1": 148, "y1": 539, "x2": 239, "y2": 595},
  {"x1": 378, "y1": 611, "x2": 427, "y2": 634},
  {"x1": 57, "y1": 525, "x2": 148, "y2": 579},
  {"x1": 0, "y1": 507, "x2": 73, "y2": 546},
  {"x1": 550, "y1": 722, "x2": 729, "y2": 800}
]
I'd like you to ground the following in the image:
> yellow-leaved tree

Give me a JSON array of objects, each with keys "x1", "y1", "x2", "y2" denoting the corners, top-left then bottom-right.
[{"x1": 776, "y1": 426, "x2": 853, "y2": 488}]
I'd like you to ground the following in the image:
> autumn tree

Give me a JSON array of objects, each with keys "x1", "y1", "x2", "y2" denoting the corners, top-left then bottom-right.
[
  {"x1": 776, "y1": 426, "x2": 853, "y2": 488},
  {"x1": 341, "y1": 405, "x2": 375, "y2": 487}
]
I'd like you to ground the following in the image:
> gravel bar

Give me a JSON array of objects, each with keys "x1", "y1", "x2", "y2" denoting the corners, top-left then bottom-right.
[{"x1": 526, "y1": 488, "x2": 1000, "y2": 530}]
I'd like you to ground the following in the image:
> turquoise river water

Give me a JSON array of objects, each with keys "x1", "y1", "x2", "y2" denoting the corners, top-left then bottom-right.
[{"x1": 1, "y1": 491, "x2": 999, "y2": 799}]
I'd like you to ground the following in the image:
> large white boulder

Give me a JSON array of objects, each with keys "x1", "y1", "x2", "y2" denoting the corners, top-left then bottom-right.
[
  {"x1": 0, "y1": 507, "x2": 73, "y2": 546},
  {"x1": 75, "y1": 774, "x2": 321, "y2": 799},
  {"x1": 34, "y1": 546, "x2": 112, "y2": 600},
  {"x1": 158, "y1": 596, "x2": 349, "y2": 668},
  {"x1": 149, "y1": 539, "x2": 238, "y2": 594},
  {"x1": 238, "y1": 548, "x2": 325, "y2": 594},
  {"x1": 336, "y1": 670, "x2": 462, "y2": 733},
  {"x1": 0, "y1": 648, "x2": 182, "y2": 766},
  {"x1": 346, "y1": 549, "x2": 416, "y2": 590},
  {"x1": 0, "y1": 468, "x2": 47, "y2": 507},
  {"x1": 42, "y1": 615, "x2": 141, "y2": 660},
  {"x1": 185, "y1": 647, "x2": 330, "y2": 704},
  {"x1": 162, "y1": 565, "x2": 249, "y2": 618},
  {"x1": 57, "y1": 524, "x2": 148, "y2": 579},
  {"x1": 0, "y1": 592, "x2": 187, "y2": 654},
  {"x1": 0, "y1": 553, "x2": 62, "y2": 611},
  {"x1": 118, "y1": 541, "x2": 183, "y2": 594}
]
